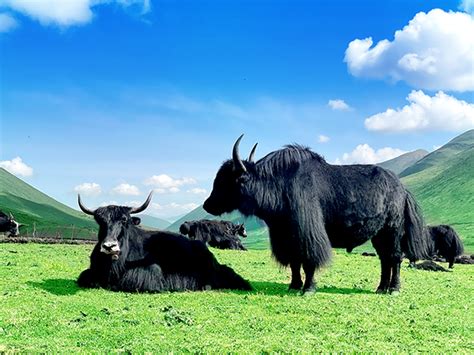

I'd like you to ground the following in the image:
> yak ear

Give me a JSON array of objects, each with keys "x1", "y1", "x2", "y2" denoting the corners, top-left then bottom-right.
[{"x1": 131, "y1": 217, "x2": 141, "y2": 225}]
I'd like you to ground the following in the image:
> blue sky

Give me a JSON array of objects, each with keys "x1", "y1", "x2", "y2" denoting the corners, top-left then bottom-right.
[{"x1": 1, "y1": 0, "x2": 473, "y2": 220}]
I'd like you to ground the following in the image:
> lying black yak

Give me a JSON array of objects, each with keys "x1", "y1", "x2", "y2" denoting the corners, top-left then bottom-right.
[
  {"x1": 204, "y1": 135, "x2": 431, "y2": 295},
  {"x1": 76, "y1": 193, "x2": 251, "y2": 292},
  {"x1": 409, "y1": 225, "x2": 464, "y2": 269},
  {"x1": 180, "y1": 220, "x2": 247, "y2": 250}
]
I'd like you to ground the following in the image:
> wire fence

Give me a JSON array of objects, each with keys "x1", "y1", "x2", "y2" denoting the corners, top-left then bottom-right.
[{"x1": 1, "y1": 224, "x2": 97, "y2": 244}]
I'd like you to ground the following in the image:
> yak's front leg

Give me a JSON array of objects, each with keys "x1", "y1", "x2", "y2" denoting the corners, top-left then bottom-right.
[
  {"x1": 389, "y1": 259, "x2": 402, "y2": 295},
  {"x1": 289, "y1": 261, "x2": 303, "y2": 290},
  {"x1": 77, "y1": 269, "x2": 99, "y2": 288}
]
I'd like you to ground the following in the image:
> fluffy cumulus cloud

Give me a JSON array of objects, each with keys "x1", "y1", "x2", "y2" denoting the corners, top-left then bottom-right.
[
  {"x1": 335, "y1": 145, "x2": 407, "y2": 165},
  {"x1": 144, "y1": 174, "x2": 196, "y2": 194},
  {"x1": 0, "y1": 0, "x2": 150, "y2": 27},
  {"x1": 0, "y1": 13, "x2": 18, "y2": 32},
  {"x1": 317, "y1": 135, "x2": 330, "y2": 143},
  {"x1": 328, "y1": 99, "x2": 351, "y2": 111},
  {"x1": 459, "y1": 0, "x2": 474, "y2": 14},
  {"x1": 365, "y1": 90, "x2": 474, "y2": 132},
  {"x1": 127, "y1": 201, "x2": 199, "y2": 218},
  {"x1": 111, "y1": 183, "x2": 141, "y2": 196},
  {"x1": 74, "y1": 182, "x2": 102, "y2": 196},
  {"x1": 0, "y1": 157, "x2": 33, "y2": 177},
  {"x1": 344, "y1": 9, "x2": 474, "y2": 91}
]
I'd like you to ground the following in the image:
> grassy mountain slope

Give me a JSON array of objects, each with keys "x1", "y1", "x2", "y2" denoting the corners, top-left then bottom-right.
[
  {"x1": 378, "y1": 149, "x2": 428, "y2": 175},
  {"x1": 138, "y1": 214, "x2": 171, "y2": 230},
  {"x1": 401, "y1": 146, "x2": 474, "y2": 251},
  {"x1": 0, "y1": 168, "x2": 97, "y2": 238},
  {"x1": 400, "y1": 129, "x2": 473, "y2": 177}
]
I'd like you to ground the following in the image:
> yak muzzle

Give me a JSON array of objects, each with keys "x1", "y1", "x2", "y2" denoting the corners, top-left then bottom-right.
[{"x1": 100, "y1": 241, "x2": 120, "y2": 260}]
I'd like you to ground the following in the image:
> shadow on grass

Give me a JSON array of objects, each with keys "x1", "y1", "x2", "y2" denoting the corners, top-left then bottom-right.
[
  {"x1": 28, "y1": 278, "x2": 81, "y2": 296},
  {"x1": 250, "y1": 281, "x2": 373, "y2": 296}
]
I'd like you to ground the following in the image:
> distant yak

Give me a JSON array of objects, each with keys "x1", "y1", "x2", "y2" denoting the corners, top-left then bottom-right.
[
  {"x1": 409, "y1": 225, "x2": 464, "y2": 269},
  {"x1": 180, "y1": 220, "x2": 247, "y2": 250},
  {"x1": 76, "y1": 193, "x2": 252, "y2": 293},
  {"x1": 0, "y1": 211, "x2": 21, "y2": 237},
  {"x1": 204, "y1": 135, "x2": 431, "y2": 294}
]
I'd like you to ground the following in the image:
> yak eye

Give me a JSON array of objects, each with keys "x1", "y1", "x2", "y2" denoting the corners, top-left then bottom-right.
[{"x1": 121, "y1": 216, "x2": 128, "y2": 223}]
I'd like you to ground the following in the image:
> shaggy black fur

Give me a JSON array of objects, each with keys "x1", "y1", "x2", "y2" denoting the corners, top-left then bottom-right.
[
  {"x1": 409, "y1": 225, "x2": 464, "y2": 268},
  {"x1": 0, "y1": 210, "x2": 20, "y2": 237},
  {"x1": 204, "y1": 137, "x2": 431, "y2": 294},
  {"x1": 180, "y1": 220, "x2": 247, "y2": 251},
  {"x1": 77, "y1": 204, "x2": 252, "y2": 292}
]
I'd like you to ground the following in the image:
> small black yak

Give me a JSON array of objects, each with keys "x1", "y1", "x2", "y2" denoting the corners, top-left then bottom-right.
[
  {"x1": 409, "y1": 225, "x2": 464, "y2": 268},
  {"x1": 204, "y1": 135, "x2": 431, "y2": 294},
  {"x1": 77, "y1": 193, "x2": 251, "y2": 292},
  {"x1": 180, "y1": 220, "x2": 247, "y2": 250}
]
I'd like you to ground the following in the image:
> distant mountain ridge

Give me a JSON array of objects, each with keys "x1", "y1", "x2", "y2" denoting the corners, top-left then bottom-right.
[{"x1": 378, "y1": 149, "x2": 429, "y2": 175}]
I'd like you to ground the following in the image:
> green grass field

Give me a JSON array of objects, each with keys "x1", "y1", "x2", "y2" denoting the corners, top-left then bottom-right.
[{"x1": 1, "y1": 244, "x2": 473, "y2": 352}]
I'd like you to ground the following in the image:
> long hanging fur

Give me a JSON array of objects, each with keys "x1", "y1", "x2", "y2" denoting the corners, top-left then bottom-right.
[{"x1": 402, "y1": 192, "x2": 431, "y2": 261}]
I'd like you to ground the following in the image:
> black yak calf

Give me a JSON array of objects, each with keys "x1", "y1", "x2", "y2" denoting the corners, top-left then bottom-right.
[
  {"x1": 76, "y1": 193, "x2": 251, "y2": 292},
  {"x1": 409, "y1": 225, "x2": 464, "y2": 269},
  {"x1": 204, "y1": 135, "x2": 431, "y2": 295},
  {"x1": 180, "y1": 220, "x2": 247, "y2": 251}
]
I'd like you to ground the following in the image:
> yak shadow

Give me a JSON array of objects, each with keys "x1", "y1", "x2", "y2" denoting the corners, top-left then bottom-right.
[
  {"x1": 28, "y1": 278, "x2": 81, "y2": 296},
  {"x1": 250, "y1": 281, "x2": 373, "y2": 296}
]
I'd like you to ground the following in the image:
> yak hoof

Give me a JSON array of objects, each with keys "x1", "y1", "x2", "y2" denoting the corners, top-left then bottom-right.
[
  {"x1": 302, "y1": 285, "x2": 316, "y2": 296},
  {"x1": 389, "y1": 288, "x2": 400, "y2": 296},
  {"x1": 204, "y1": 285, "x2": 212, "y2": 291},
  {"x1": 288, "y1": 282, "x2": 303, "y2": 291},
  {"x1": 376, "y1": 288, "x2": 388, "y2": 294}
]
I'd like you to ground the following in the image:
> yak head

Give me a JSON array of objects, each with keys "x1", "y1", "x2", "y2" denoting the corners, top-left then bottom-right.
[
  {"x1": 232, "y1": 223, "x2": 247, "y2": 238},
  {"x1": 2, "y1": 212, "x2": 21, "y2": 237},
  {"x1": 179, "y1": 221, "x2": 191, "y2": 236},
  {"x1": 78, "y1": 192, "x2": 152, "y2": 260},
  {"x1": 204, "y1": 135, "x2": 257, "y2": 216}
]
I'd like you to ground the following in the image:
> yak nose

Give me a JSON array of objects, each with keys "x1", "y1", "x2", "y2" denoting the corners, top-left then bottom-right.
[{"x1": 102, "y1": 241, "x2": 118, "y2": 251}]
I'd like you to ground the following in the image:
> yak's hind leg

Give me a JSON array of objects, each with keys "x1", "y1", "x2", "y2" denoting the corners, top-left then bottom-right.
[
  {"x1": 302, "y1": 261, "x2": 317, "y2": 294},
  {"x1": 371, "y1": 228, "x2": 403, "y2": 295},
  {"x1": 289, "y1": 261, "x2": 303, "y2": 290}
]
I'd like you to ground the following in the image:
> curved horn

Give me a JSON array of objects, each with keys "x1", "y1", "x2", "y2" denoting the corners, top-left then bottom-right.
[
  {"x1": 78, "y1": 195, "x2": 95, "y2": 215},
  {"x1": 248, "y1": 143, "x2": 258, "y2": 162},
  {"x1": 130, "y1": 191, "x2": 153, "y2": 214},
  {"x1": 9, "y1": 212, "x2": 14, "y2": 220},
  {"x1": 232, "y1": 134, "x2": 247, "y2": 173}
]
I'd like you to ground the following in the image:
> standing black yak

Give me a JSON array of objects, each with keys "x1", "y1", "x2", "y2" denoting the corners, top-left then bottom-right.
[
  {"x1": 76, "y1": 192, "x2": 251, "y2": 292},
  {"x1": 204, "y1": 135, "x2": 431, "y2": 295},
  {"x1": 179, "y1": 220, "x2": 247, "y2": 250},
  {"x1": 0, "y1": 211, "x2": 21, "y2": 237},
  {"x1": 409, "y1": 225, "x2": 464, "y2": 269}
]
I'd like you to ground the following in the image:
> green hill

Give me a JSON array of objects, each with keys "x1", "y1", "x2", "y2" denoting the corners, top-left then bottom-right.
[
  {"x1": 400, "y1": 129, "x2": 474, "y2": 177},
  {"x1": 378, "y1": 149, "x2": 428, "y2": 175},
  {"x1": 138, "y1": 214, "x2": 171, "y2": 230},
  {"x1": 0, "y1": 168, "x2": 97, "y2": 238}
]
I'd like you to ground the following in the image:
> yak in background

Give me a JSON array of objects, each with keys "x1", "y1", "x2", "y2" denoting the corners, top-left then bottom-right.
[
  {"x1": 409, "y1": 224, "x2": 464, "y2": 268},
  {"x1": 76, "y1": 193, "x2": 252, "y2": 293},
  {"x1": 0, "y1": 211, "x2": 21, "y2": 237},
  {"x1": 204, "y1": 135, "x2": 431, "y2": 295},
  {"x1": 180, "y1": 220, "x2": 247, "y2": 250}
]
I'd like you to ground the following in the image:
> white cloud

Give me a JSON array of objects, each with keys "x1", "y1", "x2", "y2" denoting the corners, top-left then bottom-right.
[
  {"x1": 144, "y1": 174, "x2": 196, "y2": 194},
  {"x1": 1, "y1": 0, "x2": 150, "y2": 27},
  {"x1": 127, "y1": 200, "x2": 198, "y2": 218},
  {"x1": 318, "y1": 135, "x2": 330, "y2": 143},
  {"x1": 74, "y1": 182, "x2": 102, "y2": 196},
  {"x1": 328, "y1": 99, "x2": 351, "y2": 111},
  {"x1": 0, "y1": 157, "x2": 33, "y2": 177},
  {"x1": 0, "y1": 13, "x2": 18, "y2": 32},
  {"x1": 365, "y1": 90, "x2": 474, "y2": 132},
  {"x1": 459, "y1": 0, "x2": 474, "y2": 14},
  {"x1": 344, "y1": 9, "x2": 474, "y2": 91},
  {"x1": 187, "y1": 188, "x2": 207, "y2": 195},
  {"x1": 335, "y1": 144, "x2": 407, "y2": 165},
  {"x1": 111, "y1": 183, "x2": 141, "y2": 196}
]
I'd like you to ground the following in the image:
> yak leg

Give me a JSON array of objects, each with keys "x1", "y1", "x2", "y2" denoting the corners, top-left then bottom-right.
[
  {"x1": 289, "y1": 261, "x2": 303, "y2": 290},
  {"x1": 375, "y1": 257, "x2": 392, "y2": 294},
  {"x1": 389, "y1": 259, "x2": 402, "y2": 294},
  {"x1": 302, "y1": 261, "x2": 317, "y2": 294}
]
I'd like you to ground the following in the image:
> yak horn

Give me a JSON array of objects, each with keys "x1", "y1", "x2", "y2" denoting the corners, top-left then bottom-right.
[
  {"x1": 248, "y1": 143, "x2": 258, "y2": 162},
  {"x1": 9, "y1": 212, "x2": 14, "y2": 220},
  {"x1": 232, "y1": 134, "x2": 247, "y2": 173},
  {"x1": 78, "y1": 195, "x2": 95, "y2": 215},
  {"x1": 130, "y1": 191, "x2": 153, "y2": 214}
]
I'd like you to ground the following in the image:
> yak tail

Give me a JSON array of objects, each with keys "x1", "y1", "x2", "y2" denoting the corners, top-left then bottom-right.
[
  {"x1": 402, "y1": 191, "x2": 431, "y2": 262},
  {"x1": 213, "y1": 264, "x2": 252, "y2": 291}
]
